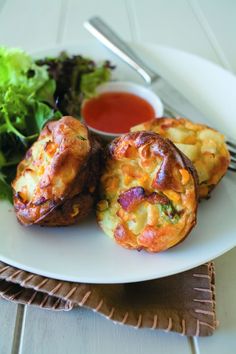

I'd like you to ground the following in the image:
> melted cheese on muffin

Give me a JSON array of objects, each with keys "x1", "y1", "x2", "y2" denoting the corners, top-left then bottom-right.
[
  {"x1": 12, "y1": 116, "x2": 96, "y2": 225},
  {"x1": 97, "y1": 131, "x2": 198, "y2": 252},
  {"x1": 13, "y1": 120, "x2": 90, "y2": 205},
  {"x1": 131, "y1": 118, "x2": 230, "y2": 198},
  {"x1": 13, "y1": 136, "x2": 57, "y2": 202}
]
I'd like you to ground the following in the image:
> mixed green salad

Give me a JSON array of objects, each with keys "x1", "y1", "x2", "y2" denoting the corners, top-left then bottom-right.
[{"x1": 0, "y1": 47, "x2": 113, "y2": 202}]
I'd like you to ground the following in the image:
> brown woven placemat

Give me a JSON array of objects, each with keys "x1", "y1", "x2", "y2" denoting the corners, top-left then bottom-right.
[{"x1": 0, "y1": 261, "x2": 217, "y2": 336}]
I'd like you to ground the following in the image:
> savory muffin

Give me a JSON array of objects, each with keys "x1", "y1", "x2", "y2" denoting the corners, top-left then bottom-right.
[
  {"x1": 12, "y1": 116, "x2": 102, "y2": 226},
  {"x1": 97, "y1": 131, "x2": 198, "y2": 252},
  {"x1": 131, "y1": 118, "x2": 230, "y2": 199}
]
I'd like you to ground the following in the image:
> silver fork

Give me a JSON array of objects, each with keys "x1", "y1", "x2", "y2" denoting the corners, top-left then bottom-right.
[
  {"x1": 84, "y1": 16, "x2": 236, "y2": 172},
  {"x1": 226, "y1": 141, "x2": 236, "y2": 171}
]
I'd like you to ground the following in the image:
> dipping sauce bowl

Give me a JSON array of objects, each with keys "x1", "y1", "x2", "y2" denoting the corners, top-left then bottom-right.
[{"x1": 81, "y1": 81, "x2": 164, "y2": 140}]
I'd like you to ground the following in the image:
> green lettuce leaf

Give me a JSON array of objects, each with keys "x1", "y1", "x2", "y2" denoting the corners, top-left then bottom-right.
[
  {"x1": 0, "y1": 47, "x2": 49, "y2": 93},
  {"x1": 0, "y1": 47, "x2": 59, "y2": 202},
  {"x1": 37, "y1": 53, "x2": 114, "y2": 116},
  {"x1": 0, "y1": 172, "x2": 13, "y2": 203},
  {"x1": 33, "y1": 101, "x2": 62, "y2": 132},
  {"x1": 81, "y1": 66, "x2": 111, "y2": 98},
  {"x1": 36, "y1": 78, "x2": 56, "y2": 106}
]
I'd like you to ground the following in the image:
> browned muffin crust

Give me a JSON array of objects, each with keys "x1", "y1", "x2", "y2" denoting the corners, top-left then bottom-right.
[
  {"x1": 12, "y1": 116, "x2": 102, "y2": 226},
  {"x1": 131, "y1": 117, "x2": 230, "y2": 198},
  {"x1": 97, "y1": 131, "x2": 198, "y2": 252}
]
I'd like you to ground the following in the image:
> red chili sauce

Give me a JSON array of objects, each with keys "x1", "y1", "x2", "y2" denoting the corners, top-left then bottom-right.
[{"x1": 82, "y1": 91, "x2": 156, "y2": 134}]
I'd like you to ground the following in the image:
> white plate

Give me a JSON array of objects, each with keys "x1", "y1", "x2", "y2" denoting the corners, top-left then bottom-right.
[{"x1": 0, "y1": 42, "x2": 236, "y2": 284}]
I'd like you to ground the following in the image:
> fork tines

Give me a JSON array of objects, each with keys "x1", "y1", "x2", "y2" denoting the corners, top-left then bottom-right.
[{"x1": 227, "y1": 140, "x2": 236, "y2": 172}]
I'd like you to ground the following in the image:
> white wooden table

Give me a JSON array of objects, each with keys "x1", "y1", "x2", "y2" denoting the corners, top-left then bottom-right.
[{"x1": 0, "y1": 1, "x2": 235, "y2": 353}]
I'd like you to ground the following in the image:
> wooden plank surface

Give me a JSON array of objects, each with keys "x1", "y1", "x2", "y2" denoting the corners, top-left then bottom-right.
[
  {"x1": 0, "y1": 300, "x2": 19, "y2": 354},
  {"x1": 195, "y1": 0, "x2": 236, "y2": 73},
  {"x1": 127, "y1": 0, "x2": 222, "y2": 65},
  {"x1": 198, "y1": 248, "x2": 236, "y2": 354},
  {"x1": 0, "y1": 0, "x2": 62, "y2": 51},
  {"x1": 20, "y1": 307, "x2": 191, "y2": 354},
  {"x1": 62, "y1": 0, "x2": 133, "y2": 44}
]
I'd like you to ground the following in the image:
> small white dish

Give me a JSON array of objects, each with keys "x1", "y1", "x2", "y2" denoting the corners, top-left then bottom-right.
[{"x1": 82, "y1": 81, "x2": 164, "y2": 140}]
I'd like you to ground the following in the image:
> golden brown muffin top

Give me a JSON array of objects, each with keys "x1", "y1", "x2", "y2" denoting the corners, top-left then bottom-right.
[
  {"x1": 131, "y1": 117, "x2": 230, "y2": 198},
  {"x1": 98, "y1": 131, "x2": 198, "y2": 252},
  {"x1": 12, "y1": 116, "x2": 91, "y2": 224}
]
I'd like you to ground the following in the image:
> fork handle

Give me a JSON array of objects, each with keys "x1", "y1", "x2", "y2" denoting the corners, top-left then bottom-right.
[{"x1": 84, "y1": 16, "x2": 158, "y2": 84}]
